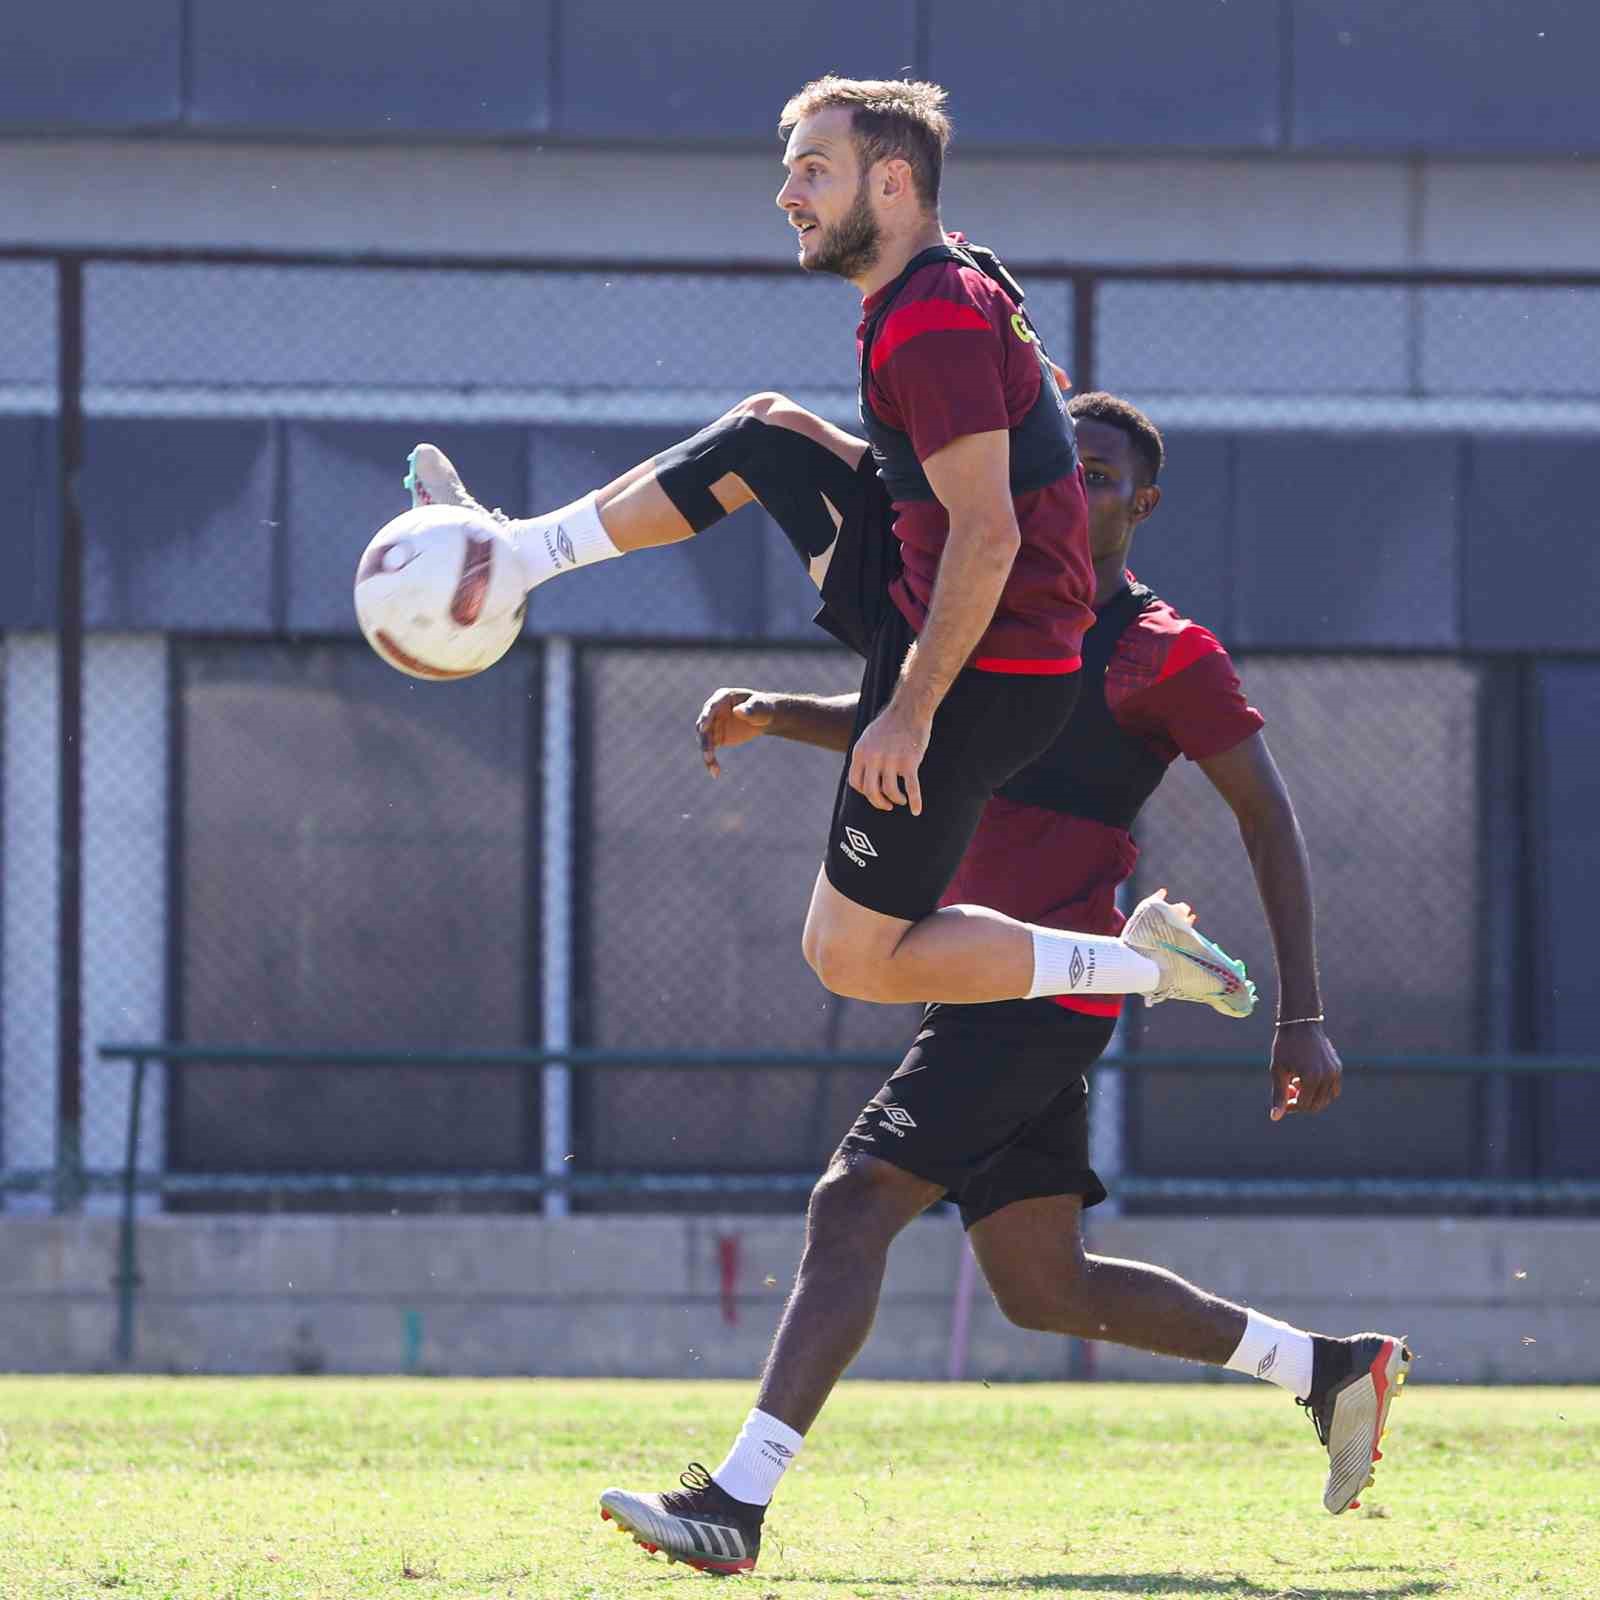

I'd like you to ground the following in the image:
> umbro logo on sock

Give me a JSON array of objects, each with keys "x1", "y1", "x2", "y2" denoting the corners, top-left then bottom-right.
[
  {"x1": 544, "y1": 524, "x2": 578, "y2": 569},
  {"x1": 763, "y1": 1440, "x2": 795, "y2": 1459},
  {"x1": 1258, "y1": 1344, "x2": 1278, "y2": 1378}
]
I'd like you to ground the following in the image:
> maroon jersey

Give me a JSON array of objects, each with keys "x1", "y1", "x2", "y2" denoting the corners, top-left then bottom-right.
[
  {"x1": 857, "y1": 257, "x2": 1094, "y2": 669},
  {"x1": 941, "y1": 578, "x2": 1264, "y2": 1016}
]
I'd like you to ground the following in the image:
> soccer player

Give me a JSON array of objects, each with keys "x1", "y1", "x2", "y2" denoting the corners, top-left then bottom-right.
[
  {"x1": 406, "y1": 75, "x2": 1256, "y2": 1021},
  {"x1": 594, "y1": 393, "x2": 1410, "y2": 1574}
]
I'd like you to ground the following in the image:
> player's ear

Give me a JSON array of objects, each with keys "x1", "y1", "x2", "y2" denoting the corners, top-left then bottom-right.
[
  {"x1": 1131, "y1": 483, "x2": 1162, "y2": 527},
  {"x1": 878, "y1": 156, "x2": 915, "y2": 205}
]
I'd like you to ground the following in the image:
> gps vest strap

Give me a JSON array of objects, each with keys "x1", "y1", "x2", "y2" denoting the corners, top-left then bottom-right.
[
  {"x1": 857, "y1": 244, "x2": 1079, "y2": 505},
  {"x1": 997, "y1": 580, "x2": 1170, "y2": 830}
]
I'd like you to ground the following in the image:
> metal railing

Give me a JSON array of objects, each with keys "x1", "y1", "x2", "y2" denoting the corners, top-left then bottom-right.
[{"x1": 58, "y1": 1042, "x2": 1600, "y2": 1364}]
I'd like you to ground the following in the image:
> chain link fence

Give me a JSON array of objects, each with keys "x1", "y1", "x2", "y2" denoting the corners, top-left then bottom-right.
[{"x1": 3, "y1": 247, "x2": 1599, "y2": 1214}]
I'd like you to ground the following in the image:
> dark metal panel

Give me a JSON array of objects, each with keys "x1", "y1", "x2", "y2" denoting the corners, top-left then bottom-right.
[
  {"x1": 285, "y1": 422, "x2": 528, "y2": 635},
  {"x1": 556, "y1": 0, "x2": 916, "y2": 139},
  {"x1": 80, "y1": 419, "x2": 278, "y2": 631},
  {"x1": 1462, "y1": 434, "x2": 1598, "y2": 652},
  {"x1": 1534, "y1": 662, "x2": 1600, "y2": 1176},
  {"x1": 188, "y1": 0, "x2": 553, "y2": 134},
  {"x1": 927, "y1": 0, "x2": 1281, "y2": 150},
  {"x1": 0, "y1": 1, "x2": 182, "y2": 130},
  {"x1": 1292, "y1": 0, "x2": 1600, "y2": 154},
  {"x1": 0, "y1": 418, "x2": 58, "y2": 628},
  {"x1": 1229, "y1": 432, "x2": 1462, "y2": 649}
]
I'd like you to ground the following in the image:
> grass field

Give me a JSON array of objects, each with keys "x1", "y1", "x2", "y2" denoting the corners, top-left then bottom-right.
[{"x1": 1, "y1": 1377, "x2": 1595, "y2": 1599}]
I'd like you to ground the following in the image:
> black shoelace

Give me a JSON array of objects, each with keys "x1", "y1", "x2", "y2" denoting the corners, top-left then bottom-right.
[
  {"x1": 1296, "y1": 1395, "x2": 1330, "y2": 1446},
  {"x1": 679, "y1": 1462, "x2": 716, "y2": 1494}
]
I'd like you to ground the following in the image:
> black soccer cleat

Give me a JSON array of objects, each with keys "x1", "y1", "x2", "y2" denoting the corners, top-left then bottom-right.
[
  {"x1": 600, "y1": 1462, "x2": 764, "y2": 1575},
  {"x1": 1299, "y1": 1332, "x2": 1413, "y2": 1513}
]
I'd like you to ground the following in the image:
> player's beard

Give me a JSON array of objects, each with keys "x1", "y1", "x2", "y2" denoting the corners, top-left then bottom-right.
[{"x1": 804, "y1": 174, "x2": 882, "y2": 280}]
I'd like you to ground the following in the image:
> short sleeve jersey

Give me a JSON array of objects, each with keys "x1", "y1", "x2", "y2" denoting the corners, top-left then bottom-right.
[
  {"x1": 941, "y1": 584, "x2": 1264, "y2": 1014},
  {"x1": 858, "y1": 261, "x2": 1095, "y2": 668}
]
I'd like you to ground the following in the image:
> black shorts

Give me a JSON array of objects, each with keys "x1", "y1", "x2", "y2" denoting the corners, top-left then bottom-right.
[
  {"x1": 771, "y1": 444, "x2": 1080, "y2": 922},
  {"x1": 839, "y1": 998, "x2": 1114, "y2": 1227}
]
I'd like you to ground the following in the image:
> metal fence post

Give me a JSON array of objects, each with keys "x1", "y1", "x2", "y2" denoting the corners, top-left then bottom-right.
[
  {"x1": 113, "y1": 1054, "x2": 146, "y2": 1364},
  {"x1": 541, "y1": 638, "x2": 575, "y2": 1217},
  {"x1": 55, "y1": 255, "x2": 85, "y2": 1214}
]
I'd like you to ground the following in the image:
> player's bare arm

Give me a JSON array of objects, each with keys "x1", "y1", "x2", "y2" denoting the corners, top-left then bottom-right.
[
  {"x1": 1198, "y1": 730, "x2": 1341, "y2": 1122},
  {"x1": 696, "y1": 688, "x2": 858, "y2": 777},
  {"x1": 848, "y1": 428, "x2": 1020, "y2": 816}
]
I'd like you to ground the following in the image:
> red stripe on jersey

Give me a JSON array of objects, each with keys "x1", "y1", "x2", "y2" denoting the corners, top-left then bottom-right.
[
  {"x1": 1155, "y1": 623, "x2": 1224, "y2": 683},
  {"x1": 1052, "y1": 994, "x2": 1124, "y2": 1017},
  {"x1": 973, "y1": 654, "x2": 1082, "y2": 675},
  {"x1": 870, "y1": 299, "x2": 992, "y2": 371}
]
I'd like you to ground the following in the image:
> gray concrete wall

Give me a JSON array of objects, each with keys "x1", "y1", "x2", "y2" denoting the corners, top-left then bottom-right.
[
  {"x1": 6, "y1": 139, "x2": 1600, "y2": 271},
  {"x1": 2, "y1": 1214, "x2": 1592, "y2": 1385}
]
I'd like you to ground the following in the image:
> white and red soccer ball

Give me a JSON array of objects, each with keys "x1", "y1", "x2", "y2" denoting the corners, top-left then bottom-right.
[{"x1": 353, "y1": 505, "x2": 527, "y2": 681}]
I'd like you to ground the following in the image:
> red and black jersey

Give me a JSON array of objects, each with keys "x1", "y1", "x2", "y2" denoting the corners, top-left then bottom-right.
[
  {"x1": 940, "y1": 576, "x2": 1264, "y2": 1016},
  {"x1": 856, "y1": 247, "x2": 1094, "y2": 670}
]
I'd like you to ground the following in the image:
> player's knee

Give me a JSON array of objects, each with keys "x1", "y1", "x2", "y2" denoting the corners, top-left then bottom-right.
[
  {"x1": 803, "y1": 931, "x2": 895, "y2": 1003},
  {"x1": 806, "y1": 1158, "x2": 918, "y2": 1250},
  {"x1": 729, "y1": 391, "x2": 792, "y2": 424},
  {"x1": 990, "y1": 1260, "x2": 1093, "y2": 1335}
]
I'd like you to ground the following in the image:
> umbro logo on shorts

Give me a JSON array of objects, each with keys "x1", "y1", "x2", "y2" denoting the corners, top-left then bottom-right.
[
  {"x1": 876, "y1": 1103, "x2": 918, "y2": 1138},
  {"x1": 839, "y1": 826, "x2": 878, "y2": 868}
]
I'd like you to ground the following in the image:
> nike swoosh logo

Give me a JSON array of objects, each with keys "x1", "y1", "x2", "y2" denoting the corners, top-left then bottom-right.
[{"x1": 1155, "y1": 942, "x2": 1243, "y2": 991}]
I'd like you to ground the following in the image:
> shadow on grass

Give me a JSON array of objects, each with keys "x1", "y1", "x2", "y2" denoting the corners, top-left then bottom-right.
[
  {"x1": 980, "y1": 1576, "x2": 1446, "y2": 1599},
  {"x1": 766, "y1": 1573, "x2": 1446, "y2": 1598}
]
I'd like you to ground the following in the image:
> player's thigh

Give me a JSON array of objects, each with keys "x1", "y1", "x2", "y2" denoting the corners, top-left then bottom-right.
[
  {"x1": 957, "y1": 1006, "x2": 1115, "y2": 1307},
  {"x1": 813, "y1": 615, "x2": 997, "y2": 933},
  {"x1": 838, "y1": 1001, "x2": 1093, "y2": 1195}
]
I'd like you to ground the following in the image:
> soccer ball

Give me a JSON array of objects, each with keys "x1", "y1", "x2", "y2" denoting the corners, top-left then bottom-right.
[{"x1": 354, "y1": 505, "x2": 528, "y2": 681}]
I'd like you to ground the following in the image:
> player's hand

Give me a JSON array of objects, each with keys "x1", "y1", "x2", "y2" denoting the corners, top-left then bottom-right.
[
  {"x1": 1268, "y1": 1022, "x2": 1342, "y2": 1122},
  {"x1": 849, "y1": 702, "x2": 930, "y2": 814},
  {"x1": 696, "y1": 687, "x2": 776, "y2": 778}
]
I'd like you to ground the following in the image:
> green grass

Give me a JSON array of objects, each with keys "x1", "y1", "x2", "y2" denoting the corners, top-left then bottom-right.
[{"x1": 0, "y1": 1377, "x2": 1595, "y2": 1599}]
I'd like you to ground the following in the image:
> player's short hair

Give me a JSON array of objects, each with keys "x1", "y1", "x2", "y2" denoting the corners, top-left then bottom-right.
[
  {"x1": 1068, "y1": 391, "x2": 1165, "y2": 486},
  {"x1": 779, "y1": 76, "x2": 952, "y2": 208}
]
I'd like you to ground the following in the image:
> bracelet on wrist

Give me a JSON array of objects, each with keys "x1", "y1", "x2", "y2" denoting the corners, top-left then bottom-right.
[{"x1": 1275, "y1": 1013, "x2": 1324, "y2": 1027}]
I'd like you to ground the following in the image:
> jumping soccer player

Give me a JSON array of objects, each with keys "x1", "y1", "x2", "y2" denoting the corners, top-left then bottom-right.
[
  {"x1": 406, "y1": 75, "x2": 1256, "y2": 1021},
  {"x1": 594, "y1": 393, "x2": 1410, "y2": 1574}
]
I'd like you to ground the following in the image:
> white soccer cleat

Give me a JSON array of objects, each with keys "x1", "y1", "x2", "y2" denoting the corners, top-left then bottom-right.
[
  {"x1": 1121, "y1": 889, "x2": 1256, "y2": 1017},
  {"x1": 403, "y1": 442, "x2": 507, "y2": 523},
  {"x1": 599, "y1": 1464, "x2": 763, "y2": 1575},
  {"x1": 1300, "y1": 1333, "x2": 1413, "y2": 1514}
]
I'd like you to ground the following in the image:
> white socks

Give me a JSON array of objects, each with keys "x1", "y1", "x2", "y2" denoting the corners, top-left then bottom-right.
[
  {"x1": 711, "y1": 1408, "x2": 805, "y2": 1507},
  {"x1": 1224, "y1": 1309, "x2": 1316, "y2": 1398},
  {"x1": 1026, "y1": 926, "x2": 1159, "y2": 1000},
  {"x1": 508, "y1": 492, "x2": 622, "y2": 592}
]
